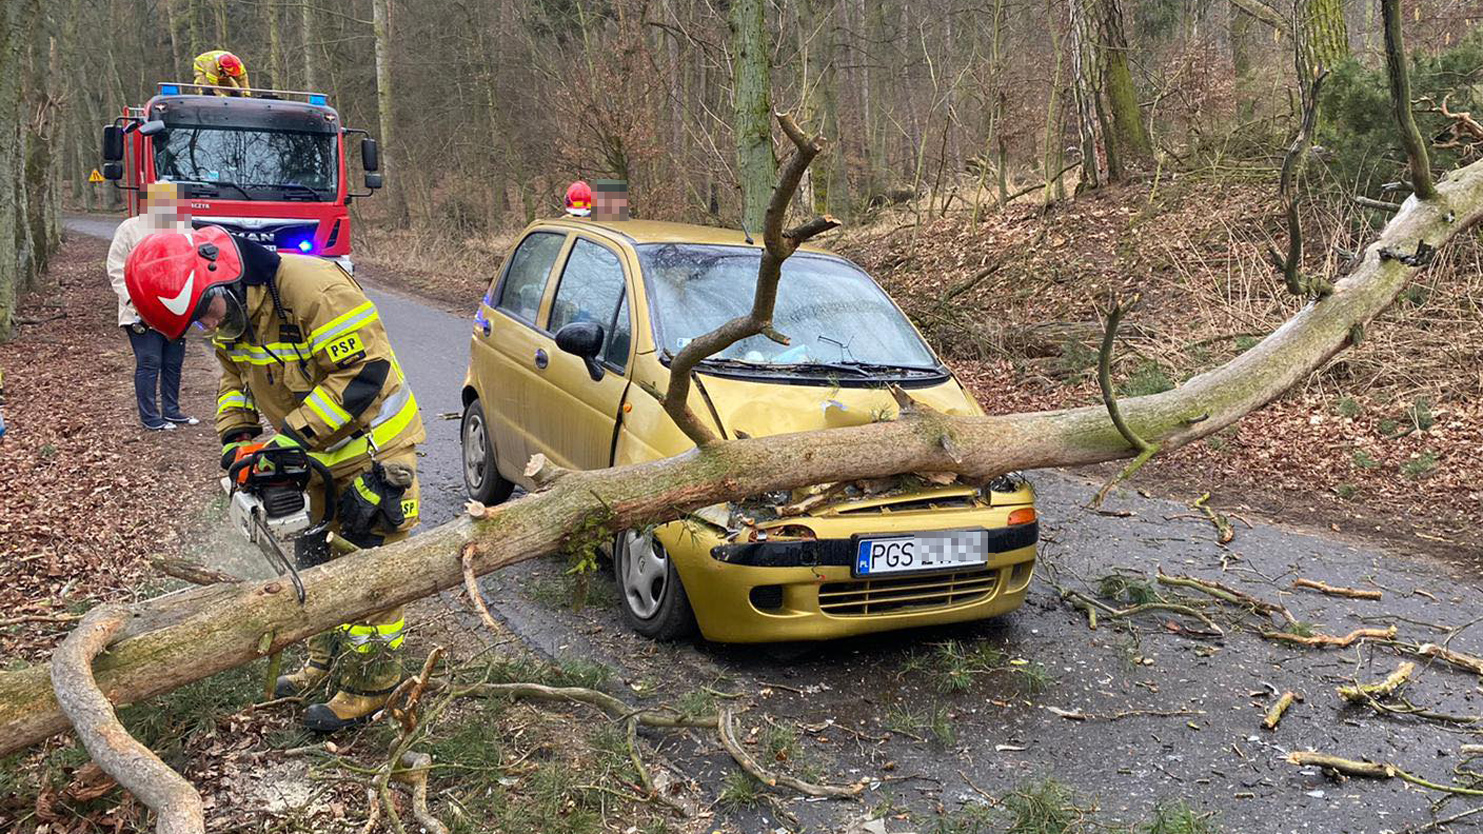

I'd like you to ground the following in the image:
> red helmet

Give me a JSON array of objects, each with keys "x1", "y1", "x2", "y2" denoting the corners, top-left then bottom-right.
[
  {"x1": 125, "y1": 226, "x2": 246, "y2": 340},
  {"x1": 218, "y1": 52, "x2": 244, "y2": 77},
  {"x1": 565, "y1": 181, "x2": 592, "y2": 216}
]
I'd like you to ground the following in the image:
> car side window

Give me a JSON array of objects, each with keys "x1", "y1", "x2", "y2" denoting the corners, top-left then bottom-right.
[
  {"x1": 495, "y1": 232, "x2": 565, "y2": 323},
  {"x1": 604, "y1": 293, "x2": 631, "y2": 368},
  {"x1": 549, "y1": 239, "x2": 630, "y2": 369}
]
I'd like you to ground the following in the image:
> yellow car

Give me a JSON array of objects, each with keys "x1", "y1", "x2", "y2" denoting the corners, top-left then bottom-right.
[{"x1": 460, "y1": 218, "x2": 1038, "y2": 642}]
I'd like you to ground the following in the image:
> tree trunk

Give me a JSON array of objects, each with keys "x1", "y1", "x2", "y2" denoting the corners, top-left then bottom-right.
[
  {"x1": 1097, "y1": 0, "x2": 1150, "y2": 166},
  {"x1": 1230, "y1": 1, "x2": 1256, "y2": 120},
  {"x1": 371, "y1": 0, "x2": 406, "y2": 224},
  {"x1": 9, "y1": 148, "x2": 1483, "y2": 751},
  {"x1": 264, "y1": 0, "x2": 282, "y2": 90},
  {"x1": 730, "y1": 0, "x2": 774, "y2": 234},
  {"x1": 1295, "y1": 0, "x2": 1348, "y2": 127},
  {"x1": 1068, "y1": 0, "x2": 1108, "y2": 189},
  {"x1": 161, "y1": 0, "x2": 186, "y2": 77},
  {"x1": 301, "y1": 0, "x2": 320, "y2": 91},
  {"x1": 0, "y1": 0, "x2": 37, "y2": 340}
]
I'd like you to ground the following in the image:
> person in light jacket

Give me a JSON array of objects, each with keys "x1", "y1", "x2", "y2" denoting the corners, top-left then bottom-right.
[{"x1": 107, "y1": 182, "x2": 199, "y2": 431}]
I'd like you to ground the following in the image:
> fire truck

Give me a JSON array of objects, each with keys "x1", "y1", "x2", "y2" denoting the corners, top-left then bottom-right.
[{"x1": 101, "y1": 82, "x2": 381, "y2": 272}]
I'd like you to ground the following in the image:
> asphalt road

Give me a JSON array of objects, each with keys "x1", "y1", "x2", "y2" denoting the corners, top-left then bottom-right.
[{"x1": 66, "y1": 216, "x2": 1483, "y2": 833}]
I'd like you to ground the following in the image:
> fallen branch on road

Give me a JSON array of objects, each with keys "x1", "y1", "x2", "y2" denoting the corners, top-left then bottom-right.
[
  {"x1": 1337, "y1": 661, "x2": 1415, "y2": 703},
  {"x1": 1156, "y1": 570, "x2": 1296, "y2": 624},
  {"x1": 1263, "y1": 691, "x2": 1300, "y2": 729},
  {"x1": 1288, "y1": 751, "x2": 1483, "y2": 797},
  {"x1": 1263, "y1": 626, "x2": 1396, "y2": 648},
  {"x1": 1294, "y1": 578, "x2": 1382, "y2": 601}
]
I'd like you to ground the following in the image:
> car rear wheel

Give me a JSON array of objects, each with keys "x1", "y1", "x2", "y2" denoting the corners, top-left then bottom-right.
[
  {"x1": 614, "y1": 529, "x2": 696, "y2": 640},
  {"x1": 461, "y1": 399, "x2": 514, "y2": 505}
]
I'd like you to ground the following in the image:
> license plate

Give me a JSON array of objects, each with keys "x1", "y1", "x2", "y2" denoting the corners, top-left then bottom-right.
[{"x1": 853, "y1": 530, "x2": 989, "y2": 577}]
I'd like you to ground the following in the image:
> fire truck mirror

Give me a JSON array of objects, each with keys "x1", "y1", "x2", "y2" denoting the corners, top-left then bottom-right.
[
  {"x1": 360, "y1": 138, "x2": 380, "y2": 172},
  {"x1": 101, "y1": 126, "x2": 123, "y2": 162},
  {"x1": 101, "y1": 162, "x2": 123, "y2": 181},
  {"x1": 365, "y1": 173, "x2": 384, "y2": 190},
  {"x1": 139, "y1": 119, "x2": 167, "y2": 137}
]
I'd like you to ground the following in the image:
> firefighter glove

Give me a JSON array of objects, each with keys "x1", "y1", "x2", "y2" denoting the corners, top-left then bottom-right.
[{"x1": 337, "y1": 462, "x2": 412, "y2": 546}]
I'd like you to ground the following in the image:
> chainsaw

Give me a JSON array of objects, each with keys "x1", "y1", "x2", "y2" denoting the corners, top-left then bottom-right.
[{"x1": 224, "y1": 445, "x2": 337, "y2": 604}]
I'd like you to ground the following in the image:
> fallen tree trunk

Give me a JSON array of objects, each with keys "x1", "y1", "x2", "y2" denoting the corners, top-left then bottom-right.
[{"x1": 2, "y1": 158, "x2": 1479, "y2": 754}]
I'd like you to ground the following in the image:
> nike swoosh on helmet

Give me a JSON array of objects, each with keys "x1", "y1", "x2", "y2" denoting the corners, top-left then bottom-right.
[{"x1": 159, "y1": 266, "x2": 196, "y2": 316}]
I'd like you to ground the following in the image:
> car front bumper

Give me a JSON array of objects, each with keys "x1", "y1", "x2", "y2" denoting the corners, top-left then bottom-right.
[{"x1": 663, "y1": 521, "x2": 1038, "y2": 643}]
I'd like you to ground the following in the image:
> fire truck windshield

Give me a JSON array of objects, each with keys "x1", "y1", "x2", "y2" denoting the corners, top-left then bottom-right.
[{"x1": 152, "y1": 126, "x2": 337, "y2": 201}]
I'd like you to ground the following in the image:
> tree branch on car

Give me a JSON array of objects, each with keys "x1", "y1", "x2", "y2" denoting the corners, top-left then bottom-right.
[{"x1": 659, "y1": 112, "x2": 839, "y2": 447}]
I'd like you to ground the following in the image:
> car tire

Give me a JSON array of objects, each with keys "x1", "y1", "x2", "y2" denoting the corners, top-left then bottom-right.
[
  {"x1": 614, "y1": 529, "x2": 697, "y2": 641},
  {"x1": 461, "y1": 399, "x2": 514, "y2": 506}
]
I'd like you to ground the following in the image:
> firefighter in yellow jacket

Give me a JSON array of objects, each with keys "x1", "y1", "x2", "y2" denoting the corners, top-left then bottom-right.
[
  {"x1": 192, "y1": 50, "x2": 252, "y2": 96},
  {"x1": 124, "y1": 226, "x2": 424, "y2": 732}
]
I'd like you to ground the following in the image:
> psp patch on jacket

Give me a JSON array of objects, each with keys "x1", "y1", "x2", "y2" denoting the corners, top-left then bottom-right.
[{"x1": 324, "y1": 332, "x2": 367, "y2": 367}]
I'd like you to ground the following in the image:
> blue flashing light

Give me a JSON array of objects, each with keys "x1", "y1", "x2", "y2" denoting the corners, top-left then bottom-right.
[
  {"x1": 297, "y1": 240, "x2": 314, "y2": 253},
  {"x1": 160, "y1": 84, "x2": 181, "y2": 95},
  {"x1": 308, "y1": 94, "x2": 328, "y2": 106}
]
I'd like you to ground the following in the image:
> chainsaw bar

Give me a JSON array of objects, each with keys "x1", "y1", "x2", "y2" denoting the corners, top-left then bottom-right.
[{"x1": 252, "y1": 513, "x2": 307, "y2": 604}]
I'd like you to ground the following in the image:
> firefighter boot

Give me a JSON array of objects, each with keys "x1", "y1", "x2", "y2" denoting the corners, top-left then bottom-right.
[
  {"x1": 273, "y1": 629, "x2": 336, "y2": 698},
  {"x1": 303, "y1": 609, "x2": 406, "y2": 733}
]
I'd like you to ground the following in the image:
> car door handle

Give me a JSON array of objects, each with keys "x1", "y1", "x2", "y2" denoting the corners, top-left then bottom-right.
[{"x1": 534, "y1": 348, "x2": 548, "y2": 369}]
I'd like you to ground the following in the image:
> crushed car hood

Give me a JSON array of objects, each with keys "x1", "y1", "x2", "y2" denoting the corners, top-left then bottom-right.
[{"x1": 694, "y1": 372, "x2": 980, "y2": 438}]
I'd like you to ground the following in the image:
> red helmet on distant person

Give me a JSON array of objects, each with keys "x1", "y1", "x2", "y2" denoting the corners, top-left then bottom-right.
[
  {"x1": 565, "y1": 181, "x2": 592, "y2": 216},
  {"x1": 218, "y1": 52, "x2": 245, "y2": 77},
  {"x1": 125, "y1": 226, "x2": 247, "y2": 340}
]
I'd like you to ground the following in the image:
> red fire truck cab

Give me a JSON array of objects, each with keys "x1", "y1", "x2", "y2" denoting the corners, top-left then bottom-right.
[{"x1": 101, "y1": 82, "x2": 380, "y2": 272}]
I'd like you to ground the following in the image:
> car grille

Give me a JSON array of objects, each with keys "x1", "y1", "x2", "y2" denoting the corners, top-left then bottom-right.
[{"x1": 817, "y1": 568, "x2": 998, "y2": 616}]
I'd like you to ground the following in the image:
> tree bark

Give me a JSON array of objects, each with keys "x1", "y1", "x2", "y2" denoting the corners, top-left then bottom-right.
[
  {"x1": 1068, "y1": 0, "x2": 1108, "y2": 189},
  {"x1": 12, "y1": 147, "x2": 1483, "y2": 753},
  {"x1": 1097, "y1": 0, "x2": 1151, "y2": 165},
  {"x1": 730, "y1": 0, "x2": 775, "y2": 234},
  {"x1": 371, "y1": 0, "x2": 406, "y2": 223},
  {"x1": 264, "y1": 0, "x2": 283, "y2": 90},
  {"x1": 301, "y1": 0, "x2": 320, "y2": 91}
]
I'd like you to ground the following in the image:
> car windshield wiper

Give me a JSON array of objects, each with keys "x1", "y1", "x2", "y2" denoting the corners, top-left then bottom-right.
[
  {"x1": 175, "y1": 179, "x2": 253, "y2": 200},
  {"x1": 694, "y1": 357, "x2": 873, "y2": 377},
  {"x1": 830, "y1": 360, "x2": 945, "y2": 377}
]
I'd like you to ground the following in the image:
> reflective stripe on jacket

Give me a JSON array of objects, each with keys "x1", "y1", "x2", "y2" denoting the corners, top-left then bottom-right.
[{"x1": 214, "y1": 255, "x2": 424, "y2": 477}]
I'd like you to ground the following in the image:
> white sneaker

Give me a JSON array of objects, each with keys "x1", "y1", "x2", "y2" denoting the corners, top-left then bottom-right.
[
  {"x1": 144, "y1": 421, "x2": 178, "y2": 431},
  {"x1": 165, "y1": 414, "x2": 200, "y2": 426}
]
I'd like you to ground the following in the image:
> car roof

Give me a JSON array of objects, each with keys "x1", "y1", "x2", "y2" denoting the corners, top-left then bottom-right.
[{"x1": 535, "y1": 217, "x2": 831, "y2": 253}]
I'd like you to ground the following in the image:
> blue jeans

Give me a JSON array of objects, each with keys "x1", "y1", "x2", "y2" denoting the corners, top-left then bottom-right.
[{"x1": 124, "y1": 326, "x2": 186, "y2": 427}]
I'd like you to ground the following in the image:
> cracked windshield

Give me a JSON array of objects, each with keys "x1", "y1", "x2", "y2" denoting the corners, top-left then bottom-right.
[{"x1": 639, "y1": 243, "x2": 939, "y2": 373}]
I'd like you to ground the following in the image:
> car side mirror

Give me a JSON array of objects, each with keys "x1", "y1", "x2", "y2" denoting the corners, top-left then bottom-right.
[
  {"x1": 101, "y1": 162, "x2": 123, "y2": 181},
  {"x1": 102, "y1": 126, "x2": 123, "y2": 161},
  {"x1": 555, "y1": 321, "x2": 605, "y2": 381},
  {"x1": 138, "y1": 119, "x2": 166, "y2": 137},
  {"x1": 364, "y1": 172, "x2": 383, "y2": 190},
  {"x1": 361, "y1": 137, "x2": 380, "y2": 171}
]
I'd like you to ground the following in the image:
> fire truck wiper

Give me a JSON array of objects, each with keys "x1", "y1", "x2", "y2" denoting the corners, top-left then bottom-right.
[
  {"x1": 260, "y1": 182, "x2": 328, "y2": 201},
  {"x1": 176, "y1": 179, "x2": 253, "y2": 201}
]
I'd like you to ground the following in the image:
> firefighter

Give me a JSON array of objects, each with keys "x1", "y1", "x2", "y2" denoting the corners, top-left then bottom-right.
[
  {"x1": 124, "y1": 226, "x2": 425, "y2": 733},
  {"x1": 565, "y1": 180, "x2": 593, "y2": 217},
  {"x1": 192, "y1": 50, "x2": 252, "y2": 96}
]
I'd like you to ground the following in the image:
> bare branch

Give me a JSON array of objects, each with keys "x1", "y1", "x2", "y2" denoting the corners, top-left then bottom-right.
[
  {"x1": 1229, "y1": 0, "x2": 1292, "y2": 36},
  {"x1": 1091, "y1": 296, "x2": 1159, "y2": 508},
  {"x1": 1382, "y1": 0, "x2": 1436, "y2": 200},
  {"x1": 1353, "y1": 195, "x2": 1402, "y2": 213},
  {"x1": 1275, "y1": 69, "x2": 1331, "y2": 298},
  {"x1": 51, "y1": 606, "x2": 205, "y2": 834},
  {"x1": 659, "y1": 112, "x2": 839, "y2": 447}
]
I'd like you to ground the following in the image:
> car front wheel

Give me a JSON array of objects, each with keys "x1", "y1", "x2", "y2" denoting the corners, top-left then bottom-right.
[
  {"x1": 461, "y1": 399, "x2": 514, "y2": 505},
  {"x1": 614, "y1": 529, "x2": 697, "y2": 640}
]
